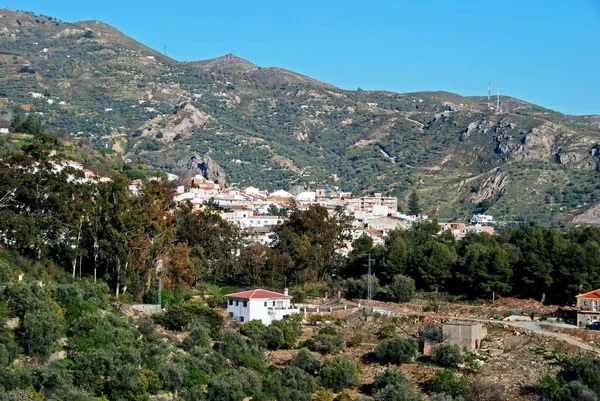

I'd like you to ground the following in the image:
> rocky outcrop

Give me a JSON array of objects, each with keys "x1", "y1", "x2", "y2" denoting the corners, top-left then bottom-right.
[
  {"x1": 468, "y1": 168, "x2": 509, "y2": 203},
  {"x1": 176, "y1": 153, "x2": 227, "y2": 185},
  {"x1": 140, "y1": 103, "x2": 211, "y2": 142}
]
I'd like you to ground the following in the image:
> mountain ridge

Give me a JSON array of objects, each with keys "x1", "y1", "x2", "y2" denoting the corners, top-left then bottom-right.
[{"x1": 1, "y1": 8, "x2": 600, "y2": 223}]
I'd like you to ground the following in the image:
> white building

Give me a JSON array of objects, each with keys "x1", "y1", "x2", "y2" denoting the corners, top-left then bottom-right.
[
  {"x1": 225, "y1": 289, "x2": 299, "y2": 325},
  {"x1": 470, "y1": 214, "x2": 494, "y2": 225}
]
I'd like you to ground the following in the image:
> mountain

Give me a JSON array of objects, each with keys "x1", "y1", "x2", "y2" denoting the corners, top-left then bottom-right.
[{"x1": 1, "y1": 8, "x2": 600, "y2": 223}]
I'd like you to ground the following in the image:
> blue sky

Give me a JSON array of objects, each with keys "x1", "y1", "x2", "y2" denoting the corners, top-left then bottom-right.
[{"x1": 4, "y1": 0, "x2": 600, "y2": 115}]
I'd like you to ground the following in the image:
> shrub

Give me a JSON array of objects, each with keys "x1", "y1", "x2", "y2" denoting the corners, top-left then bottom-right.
[
  {"x1": 262, "y1": 326, "x2": 285, "y2": 350},
  {"x1": 422, "y1": 323, "x2": 443, "y2": 343},
  {"x1": 158, "y1": 361, "x2": 188, "y2": 393},
  {"x1": 373, "y1": 382, "x2": 422, "y2": 401},
  {"x1": 464, "y1": 381, "x2": 503, "y2": 401},
  {"x1": 303, "y1": 333, "x2": 345, "y2": 354},
  {"x1": 388, "y1": 274, "x2": 416, "y2": 302},
  {"x1": 335, "y1": 392, "x2": 355, "y2": 401},
  {"x1": 319, "y1": 356, "x2": 360, "y2": 392},
  {"x1": 375, "y1": 337, "x2": 418, "y2": 364},
  {"x1": 21, "y1": 304, "x2": 66, "y2": 358},
  {"x1": 271, "y1": 315, "x2": 302, "y2": 349},
  {"x1": 429, "y1": 369, "x2": 469, "y2": 397},
  {"x1": 291, "y1": 348, "x2": 321, "y2": 375},
  {"x1": 262, "y1": 365, "x2": 315, "y2": 401},
  {"x1": 377, "y1": 324, "x2": 397, "y2": 339},
  {"x1": 344, "y1": 274, "x2": 381, "y2": 299},
  {"x1": 346, "y1": 333, "x2": 364, "y2": 348},
  {"x1": 316, "y1": 388, "x2": 335, "y2": 401},
  {"x1": 319, "y1": 326, "x2": 338, "y2": 335},
  {"x1": 206, "y1": 294, "x2": 227, "y2": 308},
  {"x1": 431, "y1": 344, "x2": 464, "y2": 367},
  {"x1": 181, "y1": 325, "x2": 211, "y2": 351},
  {"x1": 157, "y1": 302, "x2": 223, "y2": 335},
  {"x1": 430, "y1": 394, "x2": 464, "y2": 401},
  {"x1": 372, "y1": 367, "x2": 407, "y2": 392}
]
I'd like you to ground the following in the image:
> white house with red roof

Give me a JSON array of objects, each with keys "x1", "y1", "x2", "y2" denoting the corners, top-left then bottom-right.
[{"x1": 225, "y1": 288, "x2": 299, "y2": 325}]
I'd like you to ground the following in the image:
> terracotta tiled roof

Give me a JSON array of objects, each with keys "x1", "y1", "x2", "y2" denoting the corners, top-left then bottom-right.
[
  {"x1": 577, "y1": 289, "x2": 600, "y2": 299},
  {"x1": 225, "y1": 289, "x2": 291, "y2": 299}
]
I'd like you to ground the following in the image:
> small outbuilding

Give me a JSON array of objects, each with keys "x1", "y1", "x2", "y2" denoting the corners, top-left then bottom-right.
[
  {"x1": 225, "y1": 288, "x2": 299, "y2": 326},
  {"x1": 443, "y1": 321, "x2": 487, "y2": 351}
]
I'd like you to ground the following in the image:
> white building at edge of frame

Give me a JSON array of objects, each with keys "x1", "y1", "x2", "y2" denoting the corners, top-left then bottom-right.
[{"x1": 225, "y1": 288, "x2": 299, "y2": 326}]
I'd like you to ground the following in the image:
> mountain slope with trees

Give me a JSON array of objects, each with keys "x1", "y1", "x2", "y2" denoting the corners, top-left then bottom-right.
[{"x1": 1, "y1": 9, "x2": 600, "y2": 222}]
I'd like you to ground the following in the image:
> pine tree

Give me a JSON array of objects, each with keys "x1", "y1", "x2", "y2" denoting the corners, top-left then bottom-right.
[{"x1": 407, "y1": 190, "x2": 421, "y2": 216}]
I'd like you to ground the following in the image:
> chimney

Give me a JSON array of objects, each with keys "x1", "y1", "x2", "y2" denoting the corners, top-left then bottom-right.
[{"x1": 283, "y1": 288, "x2": 288, "y2": 296}]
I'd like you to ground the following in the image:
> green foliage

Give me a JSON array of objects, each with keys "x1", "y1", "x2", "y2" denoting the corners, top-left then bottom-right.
[
  {"x1": 270, "y1": 315, "x2": 302, "y2": 349},
  {"x1": 375, "y1": 337, "x2": 418, "y2": 364},
  {"x1": 431, "y1": 344, "x2": 464, "y2": 367},
  {"x1": 388, "y1": 274, "x2": 416, "y2": 302},
  {"x1": 408, "y1": 190, "x2": 421, "y2": 216},
  {"x1": 262, "y1": 365, "x2": 316, "y2": 401},
  {"x1": 377, "y1": 324, "x2": 397, "y2": 339},
  {"x1": 319, "y1": 356, "x2": 360, "y2": 392},
  {"x1": 157, "y1": 302, "x2": 223, "y2": 334},
  {"x1": 291, "y1": 348, "x2": 322, "y2": 375},
  {"x1": 207, "y1": 368, "x2": 261, "y2": 401},
  {"x1": 422, "y1": 323, "x2": 443, "y2": 343},
  {"x1": 429, "y1": 369, "x2": 469, "y2": 397},
  {"x1": 158, "y1": 361, "x2": 188, "y2": 393},
  {"x1": 181, "y1": 325, "x2": 211, "y2": 351},
  {"x1": 303, "y1": 333, "x2": 345, "y2": 354},
  {"x1": 21, "y1": 303, "x2": 66, "y2": 358}
]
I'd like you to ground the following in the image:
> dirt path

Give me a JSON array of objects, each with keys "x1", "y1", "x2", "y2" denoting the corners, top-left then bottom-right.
[
  {"x1": 372, "y1": 307, "x2": 600, "y2": 354},
  {"x1": 405, "y1": 114, "x2": 424, "y2": 131}
]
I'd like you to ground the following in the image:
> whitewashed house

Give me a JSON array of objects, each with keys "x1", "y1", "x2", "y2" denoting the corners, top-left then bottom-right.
[{"x1": 225, "y1": 289, "x2": 299, "y2": 325}]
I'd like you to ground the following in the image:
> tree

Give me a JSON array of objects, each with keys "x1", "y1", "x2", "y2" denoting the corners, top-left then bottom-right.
[
  {"x1": 21, "y1": 304, "x2": 66, "y2": 358},
  {"x1": 407, "y1": 190, "x2": 421, "y2": 216},
  {"x1": 291, "y1": 348, "x2": 321, "y2": 375},
  {"x1": 158, "y1": 361, "x2": 188, "y2": 394},
  {"x1": 263, "y1": 366, "x2": 316, "y2": 401},
  {"x1": 375, "y1": 337, "x2": 418, "y2": 364},
  {"x1": 454, "y1": 242, "x2": 512, "y2": 299},
  {"x1": 429, "y1": 369, "x2": 469, "y2": 398},
  {"x1": 431, "y1": 344, "x2": 464, "y2": 367},
  {"x1": 388, "y1": 274, "x2": 416, "y2": 302},
  {"x1": 319, "y1": 356, "x2": 360, "y2": 392}
]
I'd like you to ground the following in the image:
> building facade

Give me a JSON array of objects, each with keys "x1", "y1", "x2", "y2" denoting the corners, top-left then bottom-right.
[
  {"x1": 576, "y1": 289, "x2": 600, "y2": 327},
  {"x1": 225, "y1": 289, "x2": 299, "y2": 325}
]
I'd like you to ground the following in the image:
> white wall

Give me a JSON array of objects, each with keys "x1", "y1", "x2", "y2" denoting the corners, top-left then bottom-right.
[{"x1": 226, "y1": 297, "x2": 298, "y2": 325}]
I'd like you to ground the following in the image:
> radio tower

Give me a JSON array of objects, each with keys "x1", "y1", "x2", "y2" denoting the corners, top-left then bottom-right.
[{"x1": 488, "y1": 81, "x2": 491, "y2": 109}]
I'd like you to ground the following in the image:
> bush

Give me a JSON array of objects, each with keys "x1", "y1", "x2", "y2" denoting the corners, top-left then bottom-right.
[
  {"x1": 319, "y1": 356, "x2": 360, "y2": 392},
  {"x1": 158, "y1": 361, "x2": 188, "y2": 393},
  {"x1": 388, "y1": 274, "x2": 416, "y2": 302},
  {"x1": 21, "y1": 304, "x2": 66, "y2": 358},
  {"x1": 431, "y1": 344, "x2": 464, "y2": 367},
  {"x1": 375, "y1": 337, "x2": 418, "y2": 364},
  {"x1": 344, "y1": 274, "x2": 381, "y2": 299},
  {"x1": 262, "y1": 326, "x2": 285, "y2": 350},
  {"x1": 262, "y1": 365, "x2": 315, "y2": 401},
  {"x1": 373, "y1": 382, "x2": 422, "y2": 401},
  {"x1": 429, "y1": 369, "x2": 469, "y2": 397},
  {"x1": 270, "y1": 315, "x2": 302, "y2": 349},
  {"x1": 346, "y1": 333, "x2": 364, "y2": 348},
  {"x1": 319, "y1": 326, "x2": 338, "y2": 335},
  {"x1": 157, "y1": 302, "x2": 223, "y2": 335},
  {"x1": 303, "y1": 333, "x2": 345, "y2": 354},
  {"x1": 372, "y1": 367, "x2": 407, "y2": 392},
  {"x1": 291, "y1": 348, "x2": 321, "y2": 375},
  {"x1": 464, "y1": 381, "x2": 504, "y2": 401},
  {"x1": 377, "y1": 324, "x2": 397, "y2": 339},
  {"x1": 181, "y1": 325, "x2": 211, "y2": 351},
  {"x1": 422, "y1": 323, "x2": 443, "y2": 343},
  {"x1": 206, "y1": 294, "x2": 227, "y2": 308}
]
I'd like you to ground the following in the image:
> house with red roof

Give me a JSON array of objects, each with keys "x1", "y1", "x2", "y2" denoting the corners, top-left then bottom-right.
[
  {"x1": 576, "y1": 289, "x2": 600, "y2": 327},
  {"x1": 225, "y1": 288, "x2": 299, "y2": 325}
]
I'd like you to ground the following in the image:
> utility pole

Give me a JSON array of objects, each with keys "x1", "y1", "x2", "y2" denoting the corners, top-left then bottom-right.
[
  {"x1": 367, "y1": 254, "x2": 372, "y2": 306},
  {"x1": 487, "y1": 81, "x2": 491, "y2": 109}
]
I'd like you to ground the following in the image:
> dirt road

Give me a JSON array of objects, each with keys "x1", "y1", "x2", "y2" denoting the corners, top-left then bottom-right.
[{"x1": 372, "y1": 307, "x2": 600, "y2": 354}]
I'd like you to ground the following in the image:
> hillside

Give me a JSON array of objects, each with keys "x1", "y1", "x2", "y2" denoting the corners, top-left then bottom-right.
[{"x1": 1, "y1": 8, "x2": 600, "y2": 222}]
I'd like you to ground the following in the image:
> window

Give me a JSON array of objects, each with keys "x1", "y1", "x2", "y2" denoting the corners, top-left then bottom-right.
[
  {"x1": 243, "y1": 301, "x2": 247, "y2": 307},
  {"x1": 272, "y1": 301, "x2": 276, "y2": 306},
  {"x1": 228, "y1": 312, "x2": 233, "y2": 317},
  {"x1": 229, "y1": 300, "x2": 233, "y2": 306},
  {"x1": 240, "y1": 317, "x2": 244, "y2": 322},
  {"x1": 236, "y1": 301, "x2": 239, "y2": 306},
  {"x1": 264, "y1": 301, "x2": 267, "y2": 307}
]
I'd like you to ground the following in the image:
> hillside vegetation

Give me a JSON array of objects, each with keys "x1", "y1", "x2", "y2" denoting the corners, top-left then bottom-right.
[{"x1": 1, "y1": 9, "x2": 600, "y2": 222}]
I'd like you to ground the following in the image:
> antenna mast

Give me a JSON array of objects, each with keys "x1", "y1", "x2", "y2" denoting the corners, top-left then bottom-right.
[
  {"x1": 163, "y1": 43, "x2": 167, "y2": 56},
  {"x1": 488, "y1": 81, "x2": 491, "y2": 109}
]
